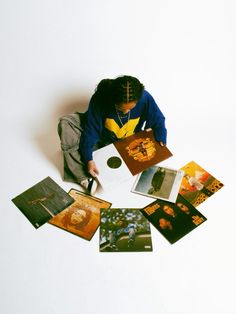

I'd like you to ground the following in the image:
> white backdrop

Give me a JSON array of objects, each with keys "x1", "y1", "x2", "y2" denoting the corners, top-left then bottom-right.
[{"x1": 1, "y1": 1, "x2": 236, "y2": 314}]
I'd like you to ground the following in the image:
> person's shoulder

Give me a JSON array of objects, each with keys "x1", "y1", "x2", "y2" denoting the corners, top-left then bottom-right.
[
  {"x1": 141, "y1": 89, "x2": 150, "y2": 98},
  {"x1": 137, "y1": 90, "x2": 155, "y2": 107},
  {"x1": 139, "y1": 90, "x2": 154, "y2": 101}
]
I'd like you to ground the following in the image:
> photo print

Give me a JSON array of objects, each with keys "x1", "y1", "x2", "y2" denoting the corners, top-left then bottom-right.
[
  {"x1": 100, "y1": 208, "x2": 153, "y2": 252},
  {"x1": 132, "y1": 165, "x2": 184, "y2": 203}
]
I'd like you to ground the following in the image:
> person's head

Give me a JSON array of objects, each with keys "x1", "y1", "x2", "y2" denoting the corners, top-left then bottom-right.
[
  {"x1": 177, "y1": 203, "x2": 190, "y2": 214},
  {"x1": 70, "y1": 209, "x2": 87, "y2": 225},
  {"x1": 95, "y1": 75, "x2": 144, "y2": 113},
  {"x1": 159, "y1": 218, "x2": 173, "y2": 230},
  {"x1": 112, "y1": 75, "x2": 144, "y2": 113},
  {"x1": 62, "y1": 207, "x2": 91, "y2": 229},
  {"x1": 163, "y1": 205, "x2": 176, "y2": 218}
]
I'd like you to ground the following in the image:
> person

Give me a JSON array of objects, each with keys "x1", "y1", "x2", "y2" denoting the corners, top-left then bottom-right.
[
  {"x1": 162, "y1": 205, "x2": 177, "y2": 218},
  {"x1": 127, "y1": 224, "x2": 136, "y2": 248},
  {"x1": 62, "y1": 207, "x2": 91, "y2": 230},
  {"x1": 58, "y1": 75, "x2": 167, "y2": 194},
  {"x1": 184, "y1": 174, "x2": 213, "y2": 197},
  {"x1": 176, "y1": 202, "x2": 191, "y2": 215},
  {"x1": 159, "y1": 218, "x2": 173, "y2": 231},
  {"x1": 148, "y1": 167, "x2": 166, "y2": 194}
]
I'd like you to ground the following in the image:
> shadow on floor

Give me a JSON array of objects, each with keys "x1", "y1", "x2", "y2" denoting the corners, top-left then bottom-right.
[{"x1": 34, "y1": 91, "x2": 89, "y2": 179}]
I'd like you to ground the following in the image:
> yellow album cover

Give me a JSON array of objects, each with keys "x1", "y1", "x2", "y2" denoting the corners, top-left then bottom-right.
[{"x1": 179, "y1": 161, "x2": 224, "y2": 207}]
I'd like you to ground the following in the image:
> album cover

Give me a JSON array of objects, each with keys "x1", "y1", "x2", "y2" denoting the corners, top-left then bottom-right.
[
  {"x1": 100, "y1": 208, "x2": 153, "y2": 252},
  {"x1": 114, "y1": 129, "x2": 173, "y2": 175},
  {"x1": 49, "y1": 189, "x2": 111, "y2": 240},
  {"x1": 93, "y1": 143, "x2": 133, "y2": 190},
  {"x1": 132, "y1": 165, "x2": 184, "y2": 203},
  {"x1": 179, "y1": 161, "x2": 224, "y2": 207},
  {"x1": 140, "y1": 194, "x2": 207, "y2": 244},
  {"x1": 11, "y1": 177, "x2": 74, "y2": 229}
]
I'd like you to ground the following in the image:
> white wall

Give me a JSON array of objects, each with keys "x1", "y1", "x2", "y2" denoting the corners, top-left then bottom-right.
[{"x1": 1, "y1": 1, "x2": 235, "y2": 314}]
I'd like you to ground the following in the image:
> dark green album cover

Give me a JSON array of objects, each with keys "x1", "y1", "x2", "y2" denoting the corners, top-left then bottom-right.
[
  {"x1": 12, "y1": 177, "x2": 74, "y2": 228},
  {"x1": 141, "y1": 194, "x2": 207, "y2": 244}
]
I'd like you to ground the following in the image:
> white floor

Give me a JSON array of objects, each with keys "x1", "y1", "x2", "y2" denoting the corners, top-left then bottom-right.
[{"x1": 1, "y1": 1, "x2": 236, "y2": 314}]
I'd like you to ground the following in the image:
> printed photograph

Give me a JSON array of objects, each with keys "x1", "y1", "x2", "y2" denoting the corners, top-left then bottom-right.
[
  {"x1": 179, "y1": 161, "x2": 224, "y2": 207},
  {"x1": 49, "y1": 189, "x2": 111, "y2": 240},
  {"x1": 132, "y1": 165, "x2": 184, "y2": 203},
  {"x1": 140, "y1": 194, "x2": 207, "y2": 244},
  {"x1": 100, "y1": 208, "x2": 153, "y2": 252},
  {"x1": 11, "y1": 177, "x2": 74, "y2": 228},
  {"x1": 114, "y1": 129, "x2": 173, "y2": 175}
]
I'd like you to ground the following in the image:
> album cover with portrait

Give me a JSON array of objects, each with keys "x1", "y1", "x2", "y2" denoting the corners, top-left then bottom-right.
[
  {"x1": 140, "y1": 194, "x2": 207, "y2": 244},
  {"x1": 11, "y1": 177, "x2": 74, "y2": 229},
  {"x1": 49, "y1": 189, "x2": 111, "y2": 240},
  {"x1": 114, "y1": 129, "x2": 173, "y2": 175},
  {"x1": 100, "y1": 208, "x2": 153, "y2": 252},
  {"x1": 179, "y1": 161, "x2": 224, "y2": 207},
  {"x1": 132, "y1": 165, "x2": 184, "y2": 203}
]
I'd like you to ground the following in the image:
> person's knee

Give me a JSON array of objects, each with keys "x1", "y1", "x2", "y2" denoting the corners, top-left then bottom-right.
[{"x1": 58, "y1": 119, "x2": 80, "y2": 152}]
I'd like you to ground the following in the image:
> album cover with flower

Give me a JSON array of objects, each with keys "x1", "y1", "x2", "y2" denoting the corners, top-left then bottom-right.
[
  {"x1": 49, "y1": 189, "x2": 111, "y2": 240},
  {"x1": 11, "y1": 177, "x2": 74, "y2": 229},
  {"x1": 179, "y1": 161, "x2": 224, "y2": 207},
  {"x1": 140, "y1": 194, "x2": 207, "y2": 244},
  {"x1": 114, "y1": 129, "x2": 173, "y2": 175},
  {"x1": 100, "y1": 208, "x2": 153, "y2": 252}
]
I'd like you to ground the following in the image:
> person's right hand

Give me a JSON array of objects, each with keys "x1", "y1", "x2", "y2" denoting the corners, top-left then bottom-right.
[{"x1": 87, "y1": 160, "x2": 99, "y2": 177}]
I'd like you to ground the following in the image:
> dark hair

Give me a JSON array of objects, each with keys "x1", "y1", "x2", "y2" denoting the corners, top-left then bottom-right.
[
  {"x1": 94, "y1": 75, "x2": 144, "y2": 106},
  {"x1": 112, "y1": 75, "x2": 144, "y2": 104}
]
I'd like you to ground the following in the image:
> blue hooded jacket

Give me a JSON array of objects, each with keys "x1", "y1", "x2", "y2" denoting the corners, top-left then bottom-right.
[{"x1": 79, "y1": 90, "x2": 167, "y2": 163}]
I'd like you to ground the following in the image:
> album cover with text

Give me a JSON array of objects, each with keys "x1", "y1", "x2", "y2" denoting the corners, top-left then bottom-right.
[
  {"x1": 11, "y1": 177, "x2": 74, "y2": 229},
  {"x1": 49, "y1": 189, "x2": 111, "y2": 240},
  {"x1": 100, "y1": 208, "x2": 153, "y2": 252},
  {"x1": 179, "y1": 161, "x2": 224, "y2": 207},
  {"x1": 140, "y1": 194, "x2": 207, "y2": 244}
]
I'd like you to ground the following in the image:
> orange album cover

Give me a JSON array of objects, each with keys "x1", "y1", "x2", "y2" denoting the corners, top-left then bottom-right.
[
  {"x1": 179, "y1": 161, "x2": 224, "y2": 207},
  {"x1": 114, "y1": 129, "x2": 173, "y2": 175},
  {"x1": 49, "y1": 189, "x2": 111, "y2": 240}
]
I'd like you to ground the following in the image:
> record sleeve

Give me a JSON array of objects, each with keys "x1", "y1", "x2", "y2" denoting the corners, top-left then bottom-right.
[
  {"x1": 49, "y1": 189, "x2": 111, "y2": 240},
  {"x1": 11, "y1": 177, "x2": 74, "y2": 229},
  {"x1": 100, "y1": 208, "x2": 153, "y2": 252},
  {"x1": 132, "y1": 165, "x2": 184, "y2": 203},
  {"x1": 140, "y1": 194, "x2": 207, "y2": 244},
  {"x1": 179, "y1": 161, "x2": 224, "y2": 207},
  {"x1": 93, "y1": 143, "x2": 133, "y2": 190},
  {"x1": 114, "y1": 129, "x2": 173, "y2": 175}
]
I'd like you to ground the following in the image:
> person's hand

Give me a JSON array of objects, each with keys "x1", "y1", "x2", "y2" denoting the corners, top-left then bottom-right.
[
  {"x1": 159, "y1": 141, "x2": 166, "y2": 147},
  {"x1": 87, "y1": 160, "x2": 99, "y2": 177}
]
